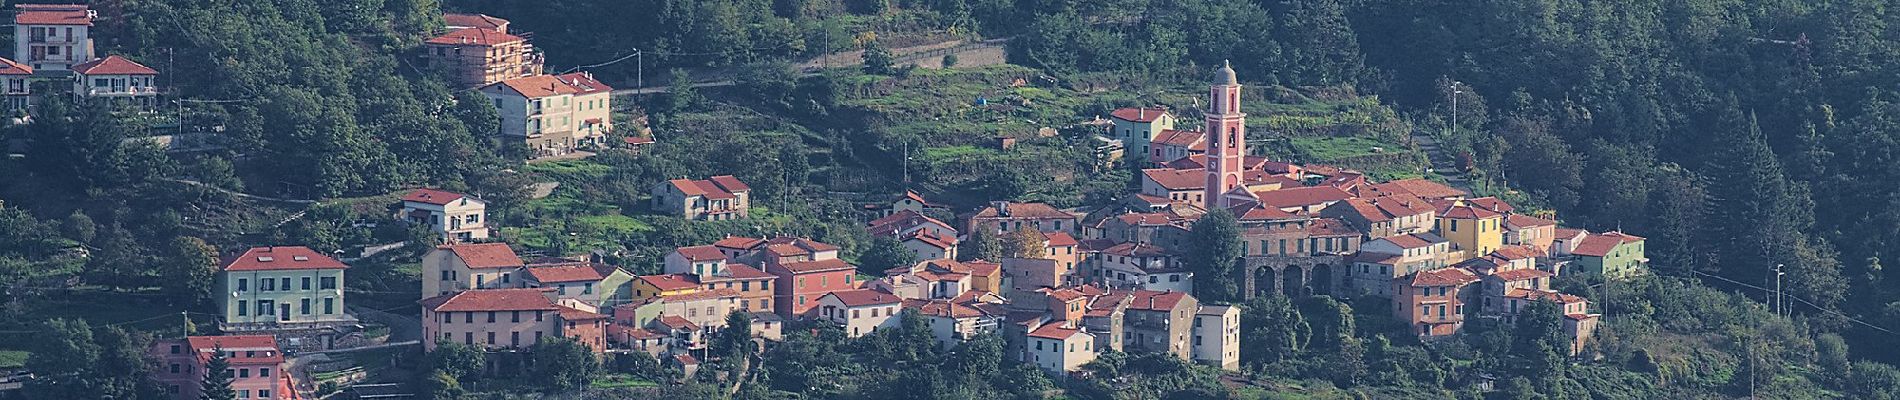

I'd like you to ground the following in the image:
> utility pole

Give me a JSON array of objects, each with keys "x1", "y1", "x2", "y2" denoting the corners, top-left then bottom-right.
[
  {"x1": 636, "y1": 49, "x2": 644, "y2": 88},
  {"x1": 181, "y1": 311, "x2": 189, "y2": 337},
  {"x1": 1449, "y1": 81, "x2": 1462, "y2": 137},
  {"x1": 1773, "y1": 263, "x2": 1786, "y2": 316},
  {"x1": 902, "y1": 141, "x2": 911, "y2": 186}
]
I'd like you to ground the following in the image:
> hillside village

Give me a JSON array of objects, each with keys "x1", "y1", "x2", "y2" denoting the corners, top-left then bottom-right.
[
  {"x1": 5, "y1": 0, "x2": 1895, "y2": 399},
  {"x1": 108, "y1": 14, "x2": 1628, "y2": 395}
]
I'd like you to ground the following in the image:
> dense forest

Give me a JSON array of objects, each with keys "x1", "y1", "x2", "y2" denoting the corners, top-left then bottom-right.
[{"x1": 1, "y1": 0, "x2": 1900, "y2": 398}]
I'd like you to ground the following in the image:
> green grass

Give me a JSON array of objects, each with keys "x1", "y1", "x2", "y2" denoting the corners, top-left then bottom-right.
[
  {"x1": 0, "y1": 351, "x2": 27, "y2": 369},
  {"x1": 590, "y1": 374, "x2": 658, "y2": 389},
  {"x1": 1289, "y1": 136, "x2": 1406, "y2": 161}
]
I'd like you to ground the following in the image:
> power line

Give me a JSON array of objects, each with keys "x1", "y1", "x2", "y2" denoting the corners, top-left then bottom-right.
[{"x1": 1687, "y1": 269, "x2": 1900, "y2": 337}]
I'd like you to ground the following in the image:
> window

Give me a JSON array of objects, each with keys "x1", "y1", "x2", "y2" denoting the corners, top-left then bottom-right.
[
  {"x1": 300, "y1": 298, "x2": 310, "y2": 315},
  {"x1": 464, "y1": 312, "x2": 473, "y2": 323},
  {"x1": 487, "y1": 332, "x2": 496, "y2": 344},
  {"x1": 260, "y1": 368, "x2": 270, "y2": 377},
  {"x1": 441, "y1": 271, "x2": 453, "y2": 281},
  {"x1": 512, "y1": 332, "x2": 521, "y2": 347},
  {"x1": 239, "y1": 369, "x2": 249, "y2": 378},
  {"x1": 259, "y1": 391, "x2": 269, "y2": 399},
  {"x1": 487, "y1": 312, "x2": 496, "y2": 323},
  {"x1": 301, "y1": 277, "x2": 311, "y2": 290},
  {"x1": 465, "y1": 332, "x2": 473, "y2": 344},
  {"x1": 853, "y1": 309, "x2": 861, "y2": 318},
  {"x1": 237, "y1": 279, "x2": 248, "y2": 292},
  {"x1": 262, "y1": 278, "x2": 275, "y2": 291},
  {"x1": 170, "y1": 363, "x2": 180, "y2": 373},
  {"x1": 170, "y1": 345, "x2": 181, "y2": 354},
  {"x1": 535, "y1": 311, "x2": 545, "y2": 321},
  {"x1": 238, "y1": 300, "x2": 248, "y2": 316},
  {"x1": 798, "y1": 278, "x2": 806, "y2": 288},
  {"x1": 282, "y1": 278, "x2": 292, "y2": 291},
  {"x1": 584, "y1": 283, "x2": 593, "y2": 294},
  {"x1": 324, "y1": 298, "x2": 334, "y2": 314}
]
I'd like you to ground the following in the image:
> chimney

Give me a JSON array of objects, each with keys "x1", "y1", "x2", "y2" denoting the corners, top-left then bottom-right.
[
  {"x1": 993, "y1": 201, "x2": 1010, "y2": 217},
  {"x1": 1139, "y1": 108, "x2": 1145, "y2": 120}
]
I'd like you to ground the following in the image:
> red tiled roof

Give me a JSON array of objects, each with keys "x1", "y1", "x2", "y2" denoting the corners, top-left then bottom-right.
[
  {"x1": 1439, "y1": 204, "x2": 1503, "y2": 220},
  {"x1": 904, "y1": 229, "x2": 958, "y2": 250},
  {"x1": 1142, "y1": 168, "x2": 1205, "y2": 190},
  {"x1": 556, "y1": 305, "x2": 608, "y2": 320},
  {"x1": 1229, "y1": 202, "x2": 1299, "y2": 221},
  {"x1": 965, "y1": 260, "x2": 1000, "y2": 276},
  {"x1": 526, "y1": 263, "x2": 620, "y2": 283},
  {"x1": 402, "y1": 188, "x2": 467, "y2": 205},
  {"x1": 1493, "y1": 245, "x2": 1542, "y2": 260},
  {"x1": 637, "y1": 274, "x2": 701, "y2": 291},
  {"x1": 186, "y1": 335, "x2": 283, "y2": 365},
  {"x1": 1253, "y1": 186, "x2": 1353, "y2": 209},
  {"x1": 1132, "y1": 193, "x2": 1171, "y2": 205},
  {"x1": 442, "y1": 13, "x2": 508, "y2": 30},
  {"x1": 420, "y1": 288, "x2": 557, "y2": 312},
  {"x1": 1492, "y1": 268, "x2": 1553, "y2": 282},
  {"x1": 702, "y1": 264, "x2": 775, "y2": 281},
  {"x1": 1027, "y1": 322, "x2": 1084, "y2": 340},
  {"x1": 425, "y1": 27, "x2": 525, "y2": 46},
  {"x1": 907, "y1": 299, "x2": 987, "y2": 318},
  {"x1": 622, "y1": 136, "x2": 654, "y2": 146},
  {"x1": 445, "y1": 243, "x2": 523, "y2": 269},
  {"x1": 658, "y1": 316, "x2": 700, "y2": 330},
  {"x1": 1505, "y1": 214, "x2": 1556, "y2": 230},
  {"x1": 779, "y1": 258, "x2": 854, "y2": 273},
  {"x1": 1372, "y1": 179, "x2": 1468, "y2": 200},
  {"x1": 1164, "y1": 154, "x2": 1271, "y2": 170},
  {"x1": 1407, "y1": 268, "x2": 1478, "y2": 287},
  {"x1": 1124, "y1": 290, "x2": 1187, "y2": 311},
  {"x1": 708, "y1": 175, "x2": 750, "y2": 193},
  {"x1": 673, "y1": 245, "x2": 727, "y2": 262},
  {"x1": 221, "y1": 247, "x2": 348, "y2": 271},
  {"x1": 490, "y1": 73, "x2": 612, "y2": 99},
  {"x1": 973, "y1": 202, "x2": 1074, "y2": 220},
  {"x1": 1553, "y1": 228, "x2": 1588, "y2": 240},
  {"x1": 673, "y1": 353, "x2": 701, "y2": 365},
  {"x1": 825, "y1": 289, "x2": 902, "y2": 307},
  {"x1": 14, "y1": 4, "x2": 90, "y2": 26},
  {"x1": 1572, "y1": 232, "x2": 1643, "y2": 257},
  {"x1": 1304, "y1": 218, "x2": 1359, "y2": 236},
  {"x1": 1102, "y1": 242, "x2": 1171, "y2": 258},
  {"x1": 1465, "y1": 197, "x2": 1516, "y2": 214},
  {"x1": 766, "y1": 236, "x2": 840, "y2": 252},
  {"x1": 1043, "y1": 287, "x2": 1084, "y2": 302},
  {"x1": 866, "y1": 210, "x2": 954, "y2": 237},
  {"x1": 1044, "y1": 232, "x2": 1079, "y2": 247},
  {"x1": 1565, "y1": 313, "x2": 1597, "y2": 321},
  {"x1": 1151, "y1": 130, "x2": 1206, "y2": 149},
  {"x1": 0, "y1": 58, "x2": 31, "y2": 75},
  {"x1": 713, "y1": 236, "x2": 765, "y2": 249},
  {"x1": 1505, "y1": 288, "x2": 1587, "y2": 304},
  {"x1": 1109, "y1": 107, "x2": 1170, "y2": 123},
  {"x1": 73, "y1": 56, "x2": 157, "y2": 75},
  {"x1": 1353, "y1": 252, "x2": 1402, "y2": 264}
]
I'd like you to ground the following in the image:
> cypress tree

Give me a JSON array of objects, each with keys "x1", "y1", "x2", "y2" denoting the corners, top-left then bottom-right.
[{"x1": 199, "y1": 347, "x2": 236, "y2": 400}]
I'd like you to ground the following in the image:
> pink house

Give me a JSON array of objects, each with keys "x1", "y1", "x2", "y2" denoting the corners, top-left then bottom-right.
[{"x1": 149, "y1": 335, "x2": 293, "y2": 400}]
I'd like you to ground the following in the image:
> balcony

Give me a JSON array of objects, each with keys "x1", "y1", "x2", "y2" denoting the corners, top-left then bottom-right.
[
  {"x1": 85, "y1": 86, "x2": 159, "y2": 97},
  {"x1": 27, "y1": 35, "x2": 80, "y2": 44}
]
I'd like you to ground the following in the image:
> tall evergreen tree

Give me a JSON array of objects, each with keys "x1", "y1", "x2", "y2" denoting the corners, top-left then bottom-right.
[
  {"x1": 199, "y1": 347, "x2": 237, "y2": 400},
  {"x1": 1185, "y1": 208, "x2": 1242, "y2": 302}
]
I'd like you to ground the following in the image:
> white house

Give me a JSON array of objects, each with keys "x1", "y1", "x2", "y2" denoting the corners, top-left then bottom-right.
[
  {"x1": 1190, "y1": 305, "x2": 1240, "y2": 370},
  {"x1": 13, "y1": 4, "x2": 93, "y2": 71},
  {"x1": 815, "y1": 289, "x2": 904, "y2": 337},
  {"x1": 71, "y1": 55, "x2": 158, "y2": 109},
  {"x1": 400, "y1": 188, "x2": 490, "y2": 242},
  {"x1": 1025, "y1": 322, "x2": 1096, "y2": 373}
]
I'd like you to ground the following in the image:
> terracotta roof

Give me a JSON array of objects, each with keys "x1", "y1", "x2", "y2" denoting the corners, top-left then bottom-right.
[
  {"x1": 673, "y1": 245, "x2": 727, "y2": 262},
  {"x1": 1132, "y1": 193, "x2": 1172, "y2": 205},
  {"x1": 1044, "y1": 232, "x2": 1079, "y2": 247},
  {"x1": 1492, "y1": 245, "x2": 1542, "y2": 260},
  {"x1": 1043, "y1": 287, "x2": 1085, "y2": 302},
  {"x1": 221, "y1": 246, "x2": 348, "y2": 271},
  {"x1": 1465, "y1": 197, "x2": 1516, "y2": 214},
  {"x1": 14, "y1": 4, "x2": 90, "y2": 26},
  {"x1": 186, "y1": 335, "x2": 283, "y2": 365},
  {"x1": 1123, "y1": 290, "x2": 1188, "y2": 311},
  {"x1": 402, "y1": 188, "x2": 468, "y2": 205},
  {"x1": 673, "y1": 353, "x2": 701, "y2": 365},
  {"x1": 622, "y1": 328, "x2": 666, "y2": 340},
  {"x1": 489, "y1": 73, "x2": 614, "y2": 99},
  {"x1": 1116, "y1": 212, "x2": 1175, "y2": 226},
  {"x1": 769, "y1": 236, "x2": 840, "y2": 251},
  {"x1": 1302, "y1": 218, "x2": 1360, "y2": 237},
  {"x1": 1439, "y1": 204, "x2": 1503, "y2": 220},
  {"x1": 899, "y1": 190, "x2": 941, "y2": 207},
  {"x1": 425, "y1": 27, "x2": 525, "y2": 46},
  {"x1": 1229, "y1": 202, "x2": 1299, "y2": 221},
  {"x1": 1142, "y1": 168, "x2": 1206, "y2": 190},
  {"x1": 904, "y1": 229, "x2": 959, "y2": 250},
  {"x1": 1027, "y1": 322, "x2": 1085, "y2": 340},
  {"x1": 622, "y1": 136, "x2": 654, "y2": 146},
  {"x1": 824, "y1": 289, "x2": 902, "y2": 307},
  {"x1": 72, "y1": 56, "x2": 157, "y2": 75},
  {"x1": 526, "y1": 263, "x2": 620, "y2": 283},
  {"x1": 778, "y1": 258, "x2": 854, "y2": 273},
  {"x1": 713, "y1": 236, "x2": 765, "y2": 250},
  {"x1": 1492, "y1": 268, "x2": 1553, "y2": 281},
  {"x1": 973, "y1": 202, "x2": 1074, "y2": 220},
  {"x1": 1253, "y1": 186, "x2": 1353, "y2": 209},
  {"x1": 1378, "y1": 233, "x2": 1447, "y2": 250},
  {"x1": 1165, "y1": 154, "x2": 1271, "y2": 170},
  {"x1": 556, "y1": 305, "x2": 608, "y2": 320},
  {"x1": 1505, "y1": 214, "x2": 1557, "y2": 229},
  {"x1": 707, "y1": 175, "x2": 750, "y2": 193},
  {"x1": 1102, "y1": 242, "x2": 1172, "y2": 258},
  {"x1": 666, "y1": 176, "x2": 744, "y2": 200},
  {"x1": 1372, "y1": 179, "x2": 1468, "y2": 200},
  {"x1": 964, "y1": 260, "x2": 1000, "y2": 276},
  {"x1": 445, "y1": 243, "x2": 523, "y2": 269},
  {"x1": 704, "y1": 264, "x2": 775, "y2": 281},
  {"x1": 1407, "y1": 268, "x2": 1478, "y2": 287},
  {"x1": 1109, "y1": 107, "x2": 1170, "y2": 123},
  {"x1": 1353, "y1": 252, "x2": 1402, "y2": 265},
  {"x1": 1151, "y1": 130, "x2": 1206, "y2": 149},
  {"x1": 442, "y1": 13, "x2": 509, "y2": 30},
  {"x1": 420, "y1": 288, "x2": 558, "y2": 312},
  {"x1": 0, "y1": 58, "x2": 31, "y2": 75},
  {"x1": 1553, "y1": 228, "x2": 1588, "y2": 240},
  {"x1": 907, "y1": 299, "x2": 987, "y2": 318},
  {"x1": 657, "y1": 316, "x2": 699, "y2": 330},
  {"x1": 637, "y1": 274, "x2": 701, "y2": 291},
  {"x1": 1572, "y1": 232, "x2": 1643, "y2": 257}
]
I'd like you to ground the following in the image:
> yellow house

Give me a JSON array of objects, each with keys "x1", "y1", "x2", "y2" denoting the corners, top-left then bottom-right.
[
  {"x1": 1436, "y1": 204, "x2": 1503, "y2": 257},
  {"x1": 631, "y1": 273, "x2": 702, "y2": 302}
]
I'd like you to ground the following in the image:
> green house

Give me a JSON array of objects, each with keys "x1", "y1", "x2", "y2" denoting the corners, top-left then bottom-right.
[{"x1": 1572, "y1": 232, "x2": 1646, "y2": 279}]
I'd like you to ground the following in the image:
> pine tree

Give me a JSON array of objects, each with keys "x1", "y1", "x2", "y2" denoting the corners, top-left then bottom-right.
[
  {"x1": 1185, "y1": 208, "x2": 1242, "y2": 302},
  {"x1": 200, "y1": 347, "x2": 237, "y2": 400}
]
